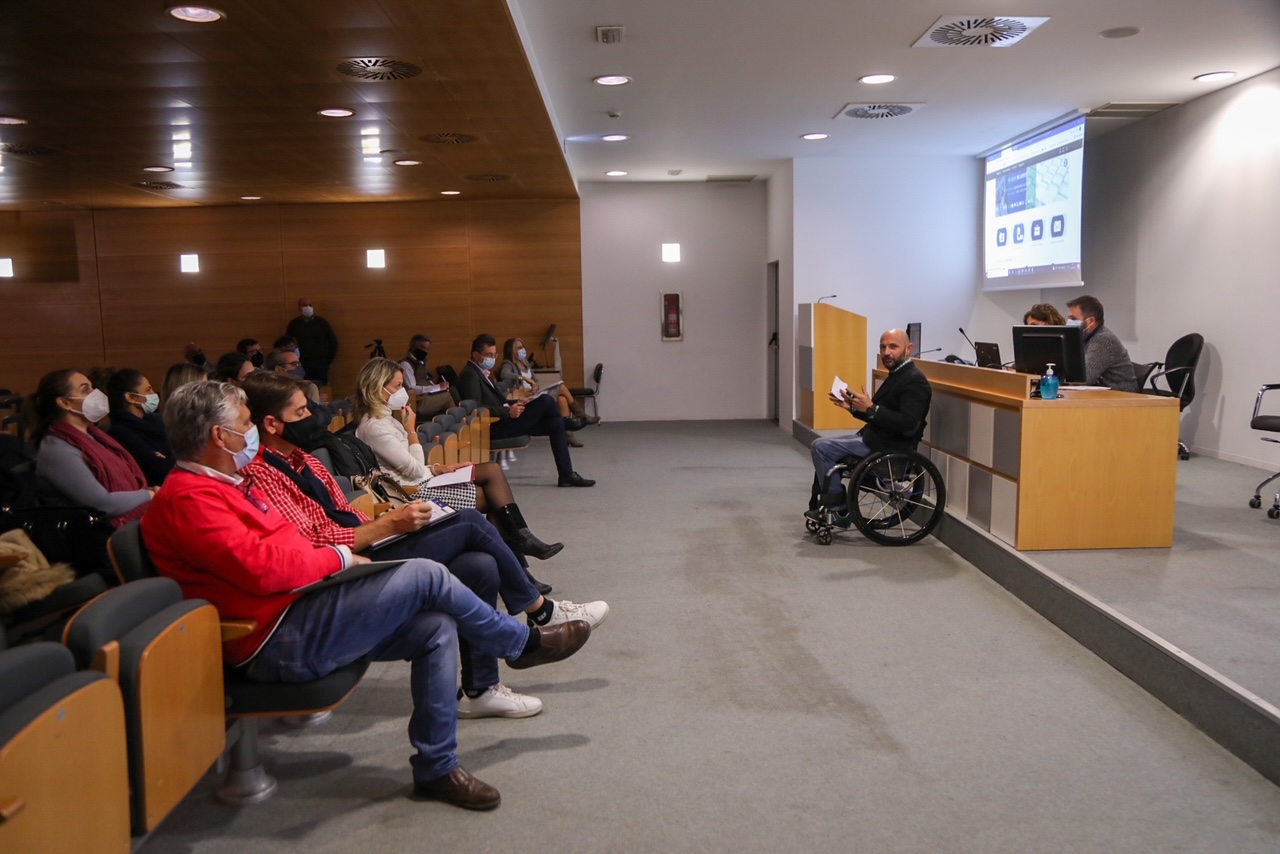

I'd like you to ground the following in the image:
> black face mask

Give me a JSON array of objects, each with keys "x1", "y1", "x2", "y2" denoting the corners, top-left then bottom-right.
[
  {"x1": 250, "y1": 352, "x2": 265, "y2": 368},
  {"x1": 280, "y1": 411, "x2": 328, "y2": 450},
  {"x1": 412, "y1": 348, "x2": 429, "y2": 362}
]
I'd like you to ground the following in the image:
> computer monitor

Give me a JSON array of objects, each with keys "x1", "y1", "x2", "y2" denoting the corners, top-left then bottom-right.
[
  {"x1": 906, "y1": 322, "x2": 921, "y2": 353},
  {"x1": 1012, "y1": 325, "x2": 1086, "y2": 382}
]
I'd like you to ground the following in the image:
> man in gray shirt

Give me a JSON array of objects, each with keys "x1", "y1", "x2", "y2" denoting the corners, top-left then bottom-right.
[{"x1": 1066, "y1": 295, "x2": 1138, "y2": 392}]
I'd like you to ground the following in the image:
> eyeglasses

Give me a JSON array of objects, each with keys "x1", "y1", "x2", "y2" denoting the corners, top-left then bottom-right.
[{"x1": 237, "y1": 474, "x2": 270, "y2": 514}]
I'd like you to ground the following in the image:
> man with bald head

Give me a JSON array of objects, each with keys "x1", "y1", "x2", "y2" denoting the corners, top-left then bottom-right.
[{"x1": 806, "y1": 328, "x2": 933, "y2": 521}]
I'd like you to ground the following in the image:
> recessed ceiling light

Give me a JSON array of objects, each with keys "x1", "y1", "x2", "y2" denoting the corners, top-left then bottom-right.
[
  {"x1": 393, "y1": 159, "x2": 421, "y2": 166},
  {"x1": 801, "y1": 133, "x2": 828, "y2": 141},
  {"x1": 859, "y1": 74, "x2": 896, "y2": 84},
  {"x1": 240, "y1": 195, "x2": 261, "y2": 200},
  {"x1": 593, "y1": 75, "x2": 632, "y2": 86},
  {"x1": 1099, "y1": 26, "x2": 1140, "y2": 39},
  {"x1": 0, "y1": 116, "x2": 28, "y2": 126},
  {"x1": 668, "y1": 169, "x2": 683, "y2": 176},
  {"x1": 318, "y1": 108, "x2": 355, "y2": 118},
  {"x1": 143, "y1": 165, "x2": 175, "y2": 172},
  {"x1": 1193, "y1": 71, "x2": 1236, "y2": 82},
  {"x1": 602, "y1": 134, "x2": 630, "y2": 142},
  {"x1": 166, "y1": 6, "x2": 225, "y2": 23},
  {"x1": 441, "y1": 190, "x2": 461, "y2": 195},
  {"x1": 605, "y1": 170, "x2": 628, "y2": 177}
]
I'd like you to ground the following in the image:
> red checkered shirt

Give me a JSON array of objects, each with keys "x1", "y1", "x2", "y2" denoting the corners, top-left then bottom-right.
[{"x1": 244, "y1": 447, "x2": 371, "y2": 548}]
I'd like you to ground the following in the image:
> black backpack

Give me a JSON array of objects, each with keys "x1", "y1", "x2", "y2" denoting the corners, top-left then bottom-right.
[{"x1": 305, "y1": 430, "x2": 380, "y2": 478}]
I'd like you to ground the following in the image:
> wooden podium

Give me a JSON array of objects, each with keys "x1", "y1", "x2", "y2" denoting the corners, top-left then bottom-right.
[
  {"x1": 797, "y1": 303, "x2": 866, "y2": 430},
  {"x1": 875, "y1": 360, "x2": 1180, "y2": 551}
]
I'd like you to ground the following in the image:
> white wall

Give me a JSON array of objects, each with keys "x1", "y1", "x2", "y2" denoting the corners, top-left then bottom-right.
[
  {"x1": 580, "y1": 181, "x2": 768, "y2": 420},
  {"x1": 789, "y1": 155, "x2": 983, "y2": 399},
  {"x1": 1052, "y1": 67, "x2": 1280, "y2": 465},
  {"x1": 766, "y1": 161, "x2": 795, "y2": 429}
]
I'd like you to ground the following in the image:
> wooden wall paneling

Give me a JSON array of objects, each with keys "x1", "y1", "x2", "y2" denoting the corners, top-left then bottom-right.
[
  {"x1": 0, "y1": 351, "x2": 116, "y2": 399},
  {"x1": 97, "y1": 252, "x2": 286, "y2": 307},
  {"x1": 0, "y1": 303, "x2": 105, "y2": 353},
  {"x1": 93, "y1": 207, "x2": 283, "y2": 256},
  {"x1": 100, "y1": 301, "x2": 284, "y2": 356},
  {"x1": 281, "y1": 247, "x2": 472, "y2": 299},
  {"x1": 471, "y1": 289, "x2": 584, "y2": 385},
  {"x1": 0, "y1": 257, "x2": 101, "y2": 307},
  {"x1": 278, "y1": 202, "x2": 470, "y2": 252}
]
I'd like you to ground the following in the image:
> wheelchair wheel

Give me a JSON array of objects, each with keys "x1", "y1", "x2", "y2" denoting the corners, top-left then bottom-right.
[
  {"x1": 816, "y1": 527, "x2": 833, "y2": 545},
  {"x1": 845, "y1": 451, "x2": 946, "y2": 546},
  {"x1": 805, "y1": 518, "x2": 820, "y2": 533}
]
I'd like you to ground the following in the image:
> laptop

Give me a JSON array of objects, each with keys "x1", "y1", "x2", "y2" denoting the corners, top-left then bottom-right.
[{"x1": 974, "y1": 342, "x2": 1002, "y2": 369}]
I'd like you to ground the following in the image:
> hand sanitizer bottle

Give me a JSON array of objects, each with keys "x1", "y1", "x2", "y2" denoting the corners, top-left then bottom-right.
[{"x1": 1040, "y1": 363, "x2": 1059, "y2": 400}]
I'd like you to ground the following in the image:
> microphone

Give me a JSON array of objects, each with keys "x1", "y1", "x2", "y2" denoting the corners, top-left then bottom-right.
[
  {"x1": 816, "y1": 294, "x2": 838, "y2": 305},
  {"x1": 917, "y1": 347, "x2": 942, "y2": 356},
  {"x1": 958, "y1": 327, "x2": 978, "y2": 355}
]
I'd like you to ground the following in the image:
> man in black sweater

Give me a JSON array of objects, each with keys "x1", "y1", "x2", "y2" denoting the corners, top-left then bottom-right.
[
  {"x1": 807, "y1": 328, "x2": 932, "y2": 516},
  {"x1": 456, "y1": 334, "x2": 594, "y2": 487}
]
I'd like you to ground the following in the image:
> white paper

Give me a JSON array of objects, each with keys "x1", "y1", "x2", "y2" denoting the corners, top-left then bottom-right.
[
  {"x1": 423, "y1": 464, "x2": 474, "y2": 488},
  {"x1": 831, "y1": 375, "x2": 849, "y2": 397}
]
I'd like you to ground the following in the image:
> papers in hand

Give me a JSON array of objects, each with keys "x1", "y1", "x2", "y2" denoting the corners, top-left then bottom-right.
[
  {"x1": 831, "y1": 375, "x2": 850, "y2": 398},
  {"x1": 367, "y1": 498, "x2": 458, "y2": 550},
  {"x1": 423, "y1": 464, "x2": 474, "y2": 488},
  {"x1": 525, "y1": 380, "x2": 565, "y2": 400}
]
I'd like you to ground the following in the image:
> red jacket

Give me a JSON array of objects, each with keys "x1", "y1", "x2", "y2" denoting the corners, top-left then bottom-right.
[{"x1": 142, "y1": 468, "x2": 344, "y2": 664}]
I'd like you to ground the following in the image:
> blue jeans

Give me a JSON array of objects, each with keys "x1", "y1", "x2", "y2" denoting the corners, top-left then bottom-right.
[
  {"x1": 368, "y1": 508, "x2": 540, "y2": 692},
  {"x1": 246, "y1": 558, "x2": 530, "y2": 782},
  {"x1": 810, "y1": 434, "x2": 872, "y2": 496}
]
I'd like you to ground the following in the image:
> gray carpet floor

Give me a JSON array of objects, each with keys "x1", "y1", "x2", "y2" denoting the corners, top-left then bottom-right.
[{"x1": 145, "y1": 421, "x2": 1280, "y2": 853}]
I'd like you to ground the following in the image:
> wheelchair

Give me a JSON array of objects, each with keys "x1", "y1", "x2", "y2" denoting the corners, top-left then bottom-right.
[{"x1": 804, "y1": 449, "x2": 947, "y2": 546}]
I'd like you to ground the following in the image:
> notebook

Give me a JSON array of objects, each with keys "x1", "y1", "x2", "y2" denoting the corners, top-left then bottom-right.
[{"x1": 291, "y1": 559, "x2": 406, "y2": 594}]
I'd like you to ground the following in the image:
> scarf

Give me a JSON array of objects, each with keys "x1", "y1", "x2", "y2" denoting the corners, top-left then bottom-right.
[
  {"x1": 47, "y1": 420, "x2": 149, "y2": 527},
  {"x1": 259, "y1": 448, "x2": 364, "y2": 528}
]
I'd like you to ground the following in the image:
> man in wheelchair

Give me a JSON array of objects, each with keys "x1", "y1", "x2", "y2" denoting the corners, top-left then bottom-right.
[{"x1": 805, "y1": 328, "x2": 932, "y2": 530}]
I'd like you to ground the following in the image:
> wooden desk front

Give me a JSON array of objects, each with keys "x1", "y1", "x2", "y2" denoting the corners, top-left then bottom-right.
[{"x1": 873, "y1": 360, "x2": 1179, "y2": 550}]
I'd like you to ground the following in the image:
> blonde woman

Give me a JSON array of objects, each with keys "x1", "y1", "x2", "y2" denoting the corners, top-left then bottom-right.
[{"x1": 352, "y1": 358, "x2": 563, "y2": 565}]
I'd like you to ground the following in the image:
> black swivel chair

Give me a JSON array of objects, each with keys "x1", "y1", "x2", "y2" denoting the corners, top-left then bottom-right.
[
  {"x1": 1248, "y1": 384, "x2": 1280, "y2": 518},
  {"x1": 1137, "y1": 333, "x2": 1204, "y2": 460}
]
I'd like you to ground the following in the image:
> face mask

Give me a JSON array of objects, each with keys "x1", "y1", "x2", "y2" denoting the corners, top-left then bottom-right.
[
  {"x1": 517, "y1": 348, "x2": 527, "y2": 361},
  {"x1": 386, "y1": 387, "x2": 410, "y2": 411},
  {"x1": 412, "y1": 348, "x2": 428, "y2": 362},
  {"x1": 301, "y1": 306, "x2": 315, "y2": 318},
  {"x1": 70, "y1": 389, "x2": 110, "y2": 423},
  {"x1": 139, "y1": 392, "x2": 160, "y2": 415},
  {"x1": 280, "y1": 411, "x2": 327, "y2": 449},
  {"x1": 480, "y1": 356, "x2": 496, "y2": 371},
  {"x1": 288, "y1": 365, "x2": 306, "y2": 380},
  {"x1": 1066, "y1": 318, "x2": 1084, "y2": 328},
  {"x1": 222, "y1": 425, "x2": 260, "y2": 471},
  {"x1": 250, "y1": 352, "x2": 265, "y2": 368}
]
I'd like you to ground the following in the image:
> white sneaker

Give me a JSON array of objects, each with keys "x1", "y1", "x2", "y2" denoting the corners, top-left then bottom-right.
[
  {"x1": 542, "y1": 598, "x2": 609, "y2": 630},
  {"x1": 458, "y1": 683, "x2": 543, "y2": 719}
]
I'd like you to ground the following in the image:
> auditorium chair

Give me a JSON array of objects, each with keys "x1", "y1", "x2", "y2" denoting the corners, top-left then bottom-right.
[
  {"x1": 0, "y1": 642, "x2": 131, "y2": 854},
  {"x1": 107, "y1": 522, "x2": 369, "y2": 806},
  {"x1": 63, "y1": 578, "x2": 224, "y2": 836}
]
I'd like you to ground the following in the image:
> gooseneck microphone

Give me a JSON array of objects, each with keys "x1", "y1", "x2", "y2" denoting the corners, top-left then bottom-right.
[
  {"x1": 816, "y1": 294, "x2": 838, "y2": 305},
  {"x1": 958, "y1": 327, "x2": 978, "y2": 355},
  {"x1": 917, "y1": 347, "x2": 942, "y2": 356}
]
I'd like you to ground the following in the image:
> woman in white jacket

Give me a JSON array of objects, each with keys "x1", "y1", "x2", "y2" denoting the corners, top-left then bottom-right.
[{"x1": 353, "y1": 358, "x2": 563, "y2": 568}]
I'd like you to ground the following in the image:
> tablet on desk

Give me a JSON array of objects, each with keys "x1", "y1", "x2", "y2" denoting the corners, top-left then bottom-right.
[{"x1": 291, "y1": 559, "x2": 406, "y2": 594}]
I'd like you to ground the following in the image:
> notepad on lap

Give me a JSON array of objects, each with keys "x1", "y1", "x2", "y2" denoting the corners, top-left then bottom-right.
[{"x1": 291, "y1": 560, "x2": 406, "y2": 594}]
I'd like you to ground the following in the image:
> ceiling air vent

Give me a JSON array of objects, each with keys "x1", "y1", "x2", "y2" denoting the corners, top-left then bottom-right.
[
  {"x1": 913, "y1": 16, "x2": 1049, "y2": 48},
  {"x1": 836, "y1": 103, "x2": 923, "y2": 120},
  {"x1": 335, "y1": 57, "x2": 423, "y2": 81},
  {"x1": 596, "y1": 25, "x2": 625, "y2": 44},
  {"x1": 1087, "y1": 102, "x2": 1177, "y2": 119},
  {"x1": 134, "y1": 181, "x2": 187, "y2": 190},
  {"x1": 0, "y1": 143, "x2": 57, "y2": 155},
  {"x1": 464, "y1": 173, "x2": 510, "y2": 182},
  {"x1": 421, "y1": 132, "x2": 479, "y2": 145},
  {"x1": 705, "y1": 175, "x2": 757, "y2": 183}
]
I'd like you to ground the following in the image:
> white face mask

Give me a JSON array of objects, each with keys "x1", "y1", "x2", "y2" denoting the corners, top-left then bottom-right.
[
  {"x1": 139, "y1": 392, "x2": 160, "y2": 414},
  {"x1": 1066, "y1": 318, "x2": 1084, "y2": 328},
  {"x1": 480, "y1": 356, "x2": 496, "y2": 371},
  {"x1": 70, "y1": 388, "x2": 110, "y2": 423},
  {"x1": 386, "y1": 387, "x2": 410, "y2": 411},
  {"x1": 300, "y1": 306, "x2": 315, "y2": 318},
  {"x1": 517, "y1": 348, "x2": 527, "y2": 361}
]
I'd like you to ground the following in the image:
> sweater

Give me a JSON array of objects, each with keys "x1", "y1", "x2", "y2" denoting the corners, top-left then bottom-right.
[
  {"x1": 1083, "y1": 324, "x2": 1138, "y2": 391},
  {"x1": 354, "y1": 413, "x2": 429, "y2": 482},
  {"x1": 107, "y1": 410, "x2": 176, "y2": 486},
  {"x1": 142, "y1": 467, "x2": 346, "y2": 664}
]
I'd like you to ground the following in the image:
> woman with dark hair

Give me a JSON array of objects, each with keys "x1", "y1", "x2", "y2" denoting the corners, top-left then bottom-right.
[
  {"x1": 28, "y1": 369, "x2": 155, "y2": 526},
  {"x1": 105, "y1": 369, "x2": 175, "y2": 486},
  {"x1": 498, "y1": 336, "x2": 596, "y2": 447},
  {"x1": 212, "y1": 352, "x2": 254, "y2": 385}
]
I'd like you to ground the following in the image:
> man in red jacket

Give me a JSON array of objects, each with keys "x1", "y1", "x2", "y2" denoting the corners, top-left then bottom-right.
[{"x1": 143, "y1": 381, "x2": 591, "y2": 811}]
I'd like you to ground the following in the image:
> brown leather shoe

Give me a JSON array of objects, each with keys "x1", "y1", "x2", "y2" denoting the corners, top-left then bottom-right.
[
  {"x1": 413, "y1": 766, "x2": 501, "y2": 810},
  {"x1": 507, "y1": 619, "x2": 590, "y2": 670}
]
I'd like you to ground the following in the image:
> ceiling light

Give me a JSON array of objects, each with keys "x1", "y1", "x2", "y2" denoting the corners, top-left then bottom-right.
[
  {"x1": 318, "y1": 108, "x2": 355, "y2": 118},
  {"x1": 859, "y1": 74, "x2": 896, "y2": 84},
  {"x1": 801, "y1": 133, "x2": 829, "y2": 141},
  {"x1": 1099, "y1": 26, "x2": 1140, "y2": 39},
  {"x1": 393, "y1": 159, "x2": 420, "y2": 166},
  {"x1": 241, "y1": 195, "x2": 261, "y2": 200},
  {"x1": 143, "y1": 165, "x2": 174, "y2": 172},
  {"x1": 1194, "y1": 71, "x2": 1236, "y2": 82},
  {"x1": 0, "y1": 116, "x2": 28, "y2": 126},
  {"x1": 605, "y1": 170, "x2": 628, "y2": 177},
  {"x1": 441, "y1": 190, "x2": 461, "y2": 196},
  {"x1": 166, "y1": 6, "x2": 225, "y2": 23},
  {"x1": 668, "y1": 169, "x2": 683, "y2": 176},
  {"x1": 174, "y1": 162, "x2": 192, "y2": 168},
  {"x1": 602, "y1": 134, "x2": 630, "y2": 142},
  {"x1": 593, "y1": 75, "x2": 632, "y2": 86}
]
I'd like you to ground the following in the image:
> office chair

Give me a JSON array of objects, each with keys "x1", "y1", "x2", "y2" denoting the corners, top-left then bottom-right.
[
  {"x1": 1137, "y1": 332, "x2": 1203, "y2": 460},
  {"x1": 569, "y1": 363, "x2": 603, "y2": 419},
  {"x1": 1248, "y1": 384, "x2": 1280, "y2": 518}
]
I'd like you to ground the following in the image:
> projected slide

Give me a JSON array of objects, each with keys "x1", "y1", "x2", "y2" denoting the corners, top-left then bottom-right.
[{"x1": 983, "y1": 115, "x2": 1084, "y2": 290}]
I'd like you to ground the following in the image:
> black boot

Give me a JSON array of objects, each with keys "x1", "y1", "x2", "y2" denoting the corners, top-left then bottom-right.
[
  {"x1": 495, "y1": 504, "x2": 564, "y2": 561},
  {"x1": 524, "y1": 565, "x2": 552, "y2": 595}
]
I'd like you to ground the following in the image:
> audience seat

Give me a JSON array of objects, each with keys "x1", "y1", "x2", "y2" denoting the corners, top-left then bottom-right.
[{"x1": 0, "y1": 643, "x2": 131, "y2": 854}]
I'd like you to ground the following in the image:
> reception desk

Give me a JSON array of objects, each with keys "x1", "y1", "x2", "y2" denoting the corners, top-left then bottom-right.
[{"x1": 873, "y1": 360, "x2": 1180, "y2": 551}]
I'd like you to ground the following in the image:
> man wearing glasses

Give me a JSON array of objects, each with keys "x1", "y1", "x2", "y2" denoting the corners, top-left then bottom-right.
[{"x1": 143, "y1": 381, "x2": 592, "y2": 810}]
